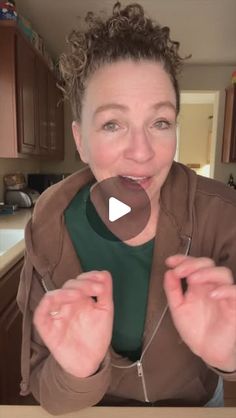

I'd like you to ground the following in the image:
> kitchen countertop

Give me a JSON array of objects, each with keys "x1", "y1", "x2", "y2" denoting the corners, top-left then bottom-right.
[
  {"x1": 0, "y1": 209, "x2": 32, "y2": 278},
  {"x1": 0, "y1": 406, "x2": 235, "y2": 418}
]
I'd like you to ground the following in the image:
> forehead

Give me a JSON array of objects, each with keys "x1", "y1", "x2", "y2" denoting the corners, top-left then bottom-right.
[{"x1": 82, "y1": 59, "x2": 176, "y2": 112}]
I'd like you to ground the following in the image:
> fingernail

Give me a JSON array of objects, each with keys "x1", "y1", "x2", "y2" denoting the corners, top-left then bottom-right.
[{"x1": 175, "y1": 266, "x2": 185, "y2": 276}]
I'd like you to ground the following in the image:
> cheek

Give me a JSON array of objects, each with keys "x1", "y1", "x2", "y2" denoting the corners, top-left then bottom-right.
[
  {"x1": 86, "y1": 140, "x2": 119, "y2": 168},
  {"x1": 155, "y1": 136, "x2": 176, "y2": 164}
]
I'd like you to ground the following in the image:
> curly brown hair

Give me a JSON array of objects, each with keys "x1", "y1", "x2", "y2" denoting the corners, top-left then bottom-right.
[{"x1": 59, "y1": 2, "x2": 188, "y2": 121}]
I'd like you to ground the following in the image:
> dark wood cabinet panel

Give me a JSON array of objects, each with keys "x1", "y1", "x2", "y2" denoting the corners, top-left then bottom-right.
[
  {"x1": 0, "y1": 26, "x2": 17, "y2": 157},
  {"x1": 0, "y1": 259, "x2": 23, "y2": 404},
  {"x1": 222, "y1": 84, "x2": 236, "y2": 163},
  {"x1": 0, "y1": 299, "x2": 22, "y2": 404},
  {"x1": 0, "y1": 259, "x2": 38, "y2": 405},
  {"x1": 48, "y1": 71, "x2": 64, "y2": 159},
  {"x1": 0, "y1": 262, "x2": 22, "y2": 316},
  {"x1": 16, "y1": 35, "x2": 37, "y2": 155},
  {"x1": 0, "y1": 21, "x2": 64, "y2": 160},
  {"x1": 36, "y1": 58, "x2": 49, "y2": 154},
  {"x1": 36, "y1": 61, "x2": 64, "y2": 159},
  {"x1": 48, "y1": 70, "x2": 57, "y2": 154}
]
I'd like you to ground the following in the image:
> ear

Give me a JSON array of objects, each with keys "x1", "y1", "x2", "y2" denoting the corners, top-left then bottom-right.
[{"x1": 72, "y1": 121, "x2": 88, "y2": 163}]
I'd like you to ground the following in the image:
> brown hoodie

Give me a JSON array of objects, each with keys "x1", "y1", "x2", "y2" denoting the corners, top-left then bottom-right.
[{"x1": 17, "y1": 162, "x2": 236, "y2": 415}]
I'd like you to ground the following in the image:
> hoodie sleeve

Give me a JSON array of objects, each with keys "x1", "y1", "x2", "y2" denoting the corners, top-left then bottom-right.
[
  {"x1": 17, "y1": 253, "x2": 111, "y2": 415},
  {"x1": 191, "y1": 181, "x2": 236, "y2": 383}
]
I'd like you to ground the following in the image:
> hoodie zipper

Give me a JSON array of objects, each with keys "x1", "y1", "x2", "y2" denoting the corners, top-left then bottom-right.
[
  {"x1": 40, "y1": 277, "x2": 50, "y2": 293},
  {"x1": 111, "y1": 236, "x2": 191, "y2": 403},
  {"x1": 111, "y1": 303, "x2": 169, "y2": 403},
  {"x1": 136, "y1": 303, "x2": 169, "y2": 402},
  {"x1": 137, "y1": 360, "x2": 149, "y2": 402},
  {"x1": 40, "y1": 274, "x2": 57, "y2": 293}
]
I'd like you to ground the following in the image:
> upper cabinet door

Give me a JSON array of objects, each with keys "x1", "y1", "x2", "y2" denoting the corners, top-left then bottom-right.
[
  {"x1": 36, "y1": 57, "x2": 49, "y2": 155},
  {"x1": 16, "y1": 34, "x2": 38, "y2": 155},
  {"x1": 55, "y1": 84, "x2": 65, "y2": 160},
  {"x1": 48, "y1": 71, "x2": 64, "y2": 160},
  {"x1": 48, "y1": 70, "x2": 57, "y2": 153},
  {"x1": 0, "y1": 22, "x2": 64, "y2": 159}
]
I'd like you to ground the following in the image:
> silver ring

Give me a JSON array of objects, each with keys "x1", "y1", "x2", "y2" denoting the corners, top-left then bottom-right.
[{"x1": 49, "y1": 310, "x2": 59, "y2": 317}]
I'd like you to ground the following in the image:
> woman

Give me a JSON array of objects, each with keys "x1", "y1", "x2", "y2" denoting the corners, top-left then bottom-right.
[{"x1": 17, "y1": 2, "x2": 236, "y2": 414}]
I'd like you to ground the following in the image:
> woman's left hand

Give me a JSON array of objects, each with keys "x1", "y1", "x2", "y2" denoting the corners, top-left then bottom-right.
[{"x1": 164, "y1": 255, "x2": 236, "y2": 372}]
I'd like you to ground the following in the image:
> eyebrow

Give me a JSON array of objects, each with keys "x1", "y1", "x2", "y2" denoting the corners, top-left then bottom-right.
[
  {"x1": 93, "y1": 101, "x2": 176, "y2": 117},
  {"x1": 152, "y1": 101, "x2": 176, "y2": 113}
]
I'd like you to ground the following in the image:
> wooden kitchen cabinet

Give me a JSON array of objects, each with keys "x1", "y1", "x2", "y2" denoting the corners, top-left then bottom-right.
[
  {"x1": 36, "y1": 56, "x2": 48, "y2": 155},
  {"x1": 16, "y1": 34, "x2": 38, "y2": 155},
  {"x1": 48, "y1": 70, "x2": 64, "y2": 159},
  {"x1": 0, "y1": 21, "x2": 64, "y2": 159},
  {"x1": 221, "y1": 84, "x2": 236, "y2": 163},
  {"x1": 36, "y1": 58, "x2": 64, "y2": 159},
  {"x1": 0, "y1": 259, "x2": 36, "y2": 405},
  {"x1": 0, "y1": 259, "x2": 23, "y2": 404}
]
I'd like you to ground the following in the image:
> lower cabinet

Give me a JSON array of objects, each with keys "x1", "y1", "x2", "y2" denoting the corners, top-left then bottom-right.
[
  {"x1": 0, "y1": 259, "x2": 36, "y2": 405},
  {"x1": 0, "y1": 299, "x2": 23, "y2": 404}
]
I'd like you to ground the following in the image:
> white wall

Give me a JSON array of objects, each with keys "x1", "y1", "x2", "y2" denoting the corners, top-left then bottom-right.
[{"x1": 178, "y1": 103, "x2": 213, "y2": 166}]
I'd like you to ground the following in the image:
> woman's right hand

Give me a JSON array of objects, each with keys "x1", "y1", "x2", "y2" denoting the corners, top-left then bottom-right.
[{"x1": 33, "y1": 270, "x2": 114, "y2": 378}]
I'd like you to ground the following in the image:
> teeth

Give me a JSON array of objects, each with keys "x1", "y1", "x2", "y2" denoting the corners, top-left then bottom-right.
[{"x1": 122, "y1": 175, "x2": 147, "y2": 181}]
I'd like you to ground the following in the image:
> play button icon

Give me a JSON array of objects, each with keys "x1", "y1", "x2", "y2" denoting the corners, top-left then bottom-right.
[
  {"x1": 109, "y1": 197, "x2": 131, "y2": 222},
  {"x1": 86, "y1": 176, "x2": 151, "y2": 242}
]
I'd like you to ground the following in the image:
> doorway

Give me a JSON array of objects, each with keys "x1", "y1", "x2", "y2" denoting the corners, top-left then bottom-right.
[{"x1": 175, "y1": 91, "x2": 219, "y2": 179}]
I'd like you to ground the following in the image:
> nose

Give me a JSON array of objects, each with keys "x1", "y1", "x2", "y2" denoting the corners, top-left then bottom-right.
[{"x1": 123, "y1": 128, "x2": 155, "y2": 163}]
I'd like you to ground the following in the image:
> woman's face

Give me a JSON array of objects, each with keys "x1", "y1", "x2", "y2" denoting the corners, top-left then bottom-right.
[{"x1": 73, "y1": 59, "x2": 177, "y2": 207}]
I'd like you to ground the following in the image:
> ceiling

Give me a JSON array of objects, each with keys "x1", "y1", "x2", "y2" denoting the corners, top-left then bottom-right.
[{"x1": 16, "y1": 0, "x2": 236, "y2": 65}]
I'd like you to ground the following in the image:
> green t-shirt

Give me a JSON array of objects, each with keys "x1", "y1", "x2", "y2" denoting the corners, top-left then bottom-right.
[{"x1": 64, "y1": 183, "x2": 154, "y2": 361}]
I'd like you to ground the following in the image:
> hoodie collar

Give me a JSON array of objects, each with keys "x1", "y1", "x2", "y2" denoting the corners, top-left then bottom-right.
[{"x1": 26, "y1": 162, "x2": 197, "y2": 278}]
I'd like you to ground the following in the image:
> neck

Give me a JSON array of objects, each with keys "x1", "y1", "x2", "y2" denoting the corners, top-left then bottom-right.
[{"x1": 124, "y1": 200, "x2": 160, "y2": 246}]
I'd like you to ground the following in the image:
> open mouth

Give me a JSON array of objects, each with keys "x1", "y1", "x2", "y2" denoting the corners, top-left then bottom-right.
[
  {"x1": 118, "y1": 175, "x2": 152, "y2": 189},
  {"x1": 121, "y1": 175, "x2": 149, "y2": 182}
]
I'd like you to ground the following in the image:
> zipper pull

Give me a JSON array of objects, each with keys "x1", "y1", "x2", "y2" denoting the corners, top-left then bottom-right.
[{"x1": 137, "y1": 360, "x2": 143, "y2": 377}]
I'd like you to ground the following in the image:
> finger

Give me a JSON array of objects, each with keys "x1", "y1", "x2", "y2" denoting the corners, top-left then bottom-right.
[
  {"x1": 34, "y1": 289, "x2": 83, "y2": 324},
  {"x1": 163, "y1": 269, "x2": 184, "y2": 310},
  {"x1": 188, "y1": 266, "x2": 234, "y2": 286},
  {"x1": 166, "y1": 255, "x2": 215, "y2": 271},
  {"x1": 39, "y1": 289, "x2": 83, "y2": 310},
  {"x1": 95, "y1": 271, "x2": 113, "y2": 308},
  {"x1": 76, "y1": 270, "x2": 112, "y2": 283},
  {"x1": 61, "y1": 272, "x2": 97, "y2": 290},
  {"x1": 63, "y1": 278, "x2": 105, "y2": 296},
  {"x1": 63, "y1": 271, "x2": 113, "y2": 309},
  {"x1": 167, "y1": 256, "x2": 215, "y2": 278},
  {"x1": 165, "y1": 254, "x2": 188, "y2": 267},
  {"x1": 63, "y1": 270, "x2": 112, "y2": 289},
  {"x1": 75, "y1": 270, "x2": 105, "y2": 281},
  {"x1": 210, "y1": 285, "x2": 236, "y2": 300}
]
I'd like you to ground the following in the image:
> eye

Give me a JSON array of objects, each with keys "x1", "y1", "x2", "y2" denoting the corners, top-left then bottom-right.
[
  {"x1": 102, "y1": 121, "x2": 119, "y2": 132},
  {"x1": 152, "y1": 120, "x2": 172, "y2": 130}
]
